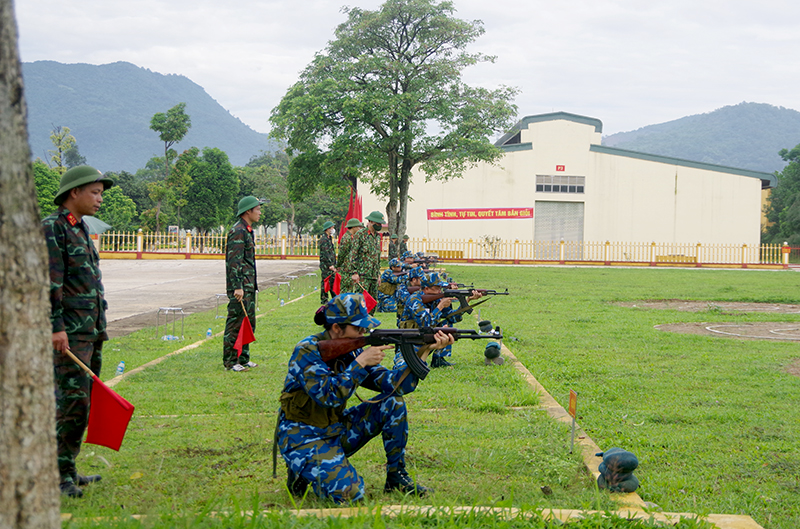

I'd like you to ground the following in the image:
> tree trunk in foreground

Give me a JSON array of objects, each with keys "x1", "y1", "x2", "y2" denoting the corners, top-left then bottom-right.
[{"x1": 0, "y1": 0, "x2": 61, "y2": 527}]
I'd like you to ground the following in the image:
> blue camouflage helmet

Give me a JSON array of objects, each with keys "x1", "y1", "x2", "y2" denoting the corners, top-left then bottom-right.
[
  {"x1": 421, "y1": 272, "x2": 449, "y2": 288},
  {"x1": 325, "y1": 293, "x2": 381, "y2": 329},
  {"x1": 401, "y1": 251, "x2": 414, "y2": 260},
  {"x1": 407, "y1": 266, "x2": 425, "y2": 280},
  {"x1": 389, "y1": 258, "x2": 402, "y2": 268}
]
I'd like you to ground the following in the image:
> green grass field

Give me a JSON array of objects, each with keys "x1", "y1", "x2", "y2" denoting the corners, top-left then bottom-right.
[{"x1": 61, "y1": 266, "x2": 800, "y2": 528}]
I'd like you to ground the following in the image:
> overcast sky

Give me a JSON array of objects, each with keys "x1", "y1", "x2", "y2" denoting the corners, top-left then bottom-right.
[{"x1": 14, "y1": 0, "x2": 800, "y2": 137}]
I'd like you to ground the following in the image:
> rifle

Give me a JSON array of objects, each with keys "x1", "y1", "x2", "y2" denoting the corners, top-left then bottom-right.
[{"x1": 318, "y1": 327, "x2": 502, "y2": 380}]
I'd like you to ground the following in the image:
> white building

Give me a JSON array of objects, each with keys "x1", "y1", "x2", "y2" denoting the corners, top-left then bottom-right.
[{"x1": 361, "y1": 112, "x2": 776, "y2": 248}]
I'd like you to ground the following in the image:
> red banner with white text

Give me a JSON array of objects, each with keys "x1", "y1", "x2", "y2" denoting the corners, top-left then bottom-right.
[{"x1": 427, "y1": 207, "x2": 533, "y2": 221}]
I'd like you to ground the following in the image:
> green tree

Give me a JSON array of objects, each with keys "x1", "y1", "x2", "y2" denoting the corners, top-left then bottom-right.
[
  {"x1": 764, "y1": 144, "x2": 800, "y2": 245},
  {"x1": 108, "y1": 170, "x2": 149, "y2": 223},
  {"x1": 183, "y1": 147, "x2": 239, "y2": 233},
  {"x1": 96, "y1": 186, "x2": 137, "y2": 231},
  {"x1": 269, "y1": 0, "x2": 518, "y2": 237},
  {"x1": 48, "y1": 125, "x2": 76, "y2": 175},
  {"x1": 33, "y1": 159, "x2": 59, "y2": 218},
  {"x1": 63, "y1": 143, "x2": 86, "y2": 168},
  {"x1": 149, "y1": 103, "x2": 191, "y2": 180}
]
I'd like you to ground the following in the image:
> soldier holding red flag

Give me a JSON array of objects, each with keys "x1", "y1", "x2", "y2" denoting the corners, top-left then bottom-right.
[
  {"x1": 346, "y1": 210, "x2": 385, "y2": 311},
  {"x1": 223, "y1": 196, "x2": 263, "y2": 372},
  {"x1": 43, "y1": 165, "x2": 113, "y2": 498}
]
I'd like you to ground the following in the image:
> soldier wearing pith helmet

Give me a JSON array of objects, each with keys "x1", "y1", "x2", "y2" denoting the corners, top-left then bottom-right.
[
  {"x1": 43, "y1": 165, "x2": 114, "y2": 498},
  {"x1": 319, "y1": 220, "x2": 337, "y2": 303},
  {"x1": 223, "y1": 196, "x2": 264, "y2": 372},
  {"x1": 337, "y1": 218, "x2": 363, "y2": 293},
  {"x1": 347, "y1": 210, "x2": 385, "y2": 310}
]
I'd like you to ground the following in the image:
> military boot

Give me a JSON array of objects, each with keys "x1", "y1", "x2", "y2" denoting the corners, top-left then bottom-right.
[
  {"x1": 59, "y1": 481, "x2": 83, "y2": 498},
  {"x1": 384, "y1": 469, "x2": 433, "y2": 496},
  {"x1": 430, "y1": 354, "x2": 453, "y2": 368},
  {"x1": 77, "y1": 474, "x2": 102, "y2": 486},
  {"x1": 287, "y1": 469, "x2": 309, "y2": 497}
]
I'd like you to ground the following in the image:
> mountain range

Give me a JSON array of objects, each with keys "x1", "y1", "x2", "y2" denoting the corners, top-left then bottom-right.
[
  {"x1": 22, "y1": 61, "x2": 280, "y2": 173},
  {"x1": 602, "y1": 102, "x2": 800, "y2": 174},
  {"x1": 21, "y1": 61, "x2": 800, "y2": 176}
]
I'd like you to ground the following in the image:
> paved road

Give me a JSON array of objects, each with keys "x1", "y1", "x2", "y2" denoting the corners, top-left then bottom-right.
[{"x1": 100, "y1": 259, "x2": 318, "y2": 337}]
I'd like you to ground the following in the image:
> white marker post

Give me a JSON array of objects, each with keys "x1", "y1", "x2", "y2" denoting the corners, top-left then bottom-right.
[{"x1": 568, "y1": 389, "x2": 578, "y2": 453}]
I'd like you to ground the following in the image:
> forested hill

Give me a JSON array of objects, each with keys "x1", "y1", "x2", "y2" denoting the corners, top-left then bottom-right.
[
  {"x1": 602, "y1": 102, "x2": 800, "y2": 174},
  {"x1": 22, "y1": 61, "x2": 280, "y2": 172}
]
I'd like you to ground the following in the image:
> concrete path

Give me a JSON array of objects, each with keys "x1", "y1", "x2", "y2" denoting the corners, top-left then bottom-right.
[{"x1": 100, "y1": 259, "x2": 318, "y2": 337}]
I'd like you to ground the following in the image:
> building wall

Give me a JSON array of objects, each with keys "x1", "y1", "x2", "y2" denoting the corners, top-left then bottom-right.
[{"x1": 361, "y1": 114, "x2": 769, "y2": 246}]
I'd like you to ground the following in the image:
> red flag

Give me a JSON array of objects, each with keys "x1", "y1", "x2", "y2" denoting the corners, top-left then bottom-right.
[
  {"x1": 85, "y1": 375, "x2": 135, "y2": 451},
  {"x1": 362, "y1": 288, "x2": 377, "y2": 312},
  {"x1": 234, "y1": 315, "x2": 255, "y2": 357},
  {"x1": 323, "y1": 275, "x2": 331, "y2": 293},
  {"x1": 333, "y1": 272, "x2": 341, "y2": 295}
]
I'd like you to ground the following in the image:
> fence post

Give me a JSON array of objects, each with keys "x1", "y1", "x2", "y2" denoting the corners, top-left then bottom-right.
[
  {"x1": 604, "y1": 241, "x2": 610, "y2": 266},
  {"x1": 467, "y1": 238, "x2": 474, "y2": 263},
  {"x1": 696, "y1": 242, "x2": 702, "y2": 268},
  {"x1": 136, "y1": 229, "x2": 143, "y2": 254},
  {"x1": 514, "y1": 239, "x2": 520, "y2": 264},
  {"x1": 783, "y1": 242, "x2": 790, "y2": 268},
  {"x1": 649, "y1": 242, "x2": 656, "y2": 266},
  {"x1": 741, "y1": 244, "x2": 747, "y2": 269},
  {"x1": 281, "y1": 235, "x2": 287, "y2": 259},
  {"x1": 186, "y1": 233, "x2": 192, "y2": 254},
  {"x1": 559, "y1": 239, "x2": 565, "y2": 264}
]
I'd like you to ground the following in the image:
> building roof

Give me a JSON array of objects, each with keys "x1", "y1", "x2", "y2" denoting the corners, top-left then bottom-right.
[{"x1": 496, "y1": 112, "x2": 777, "y2": 189}]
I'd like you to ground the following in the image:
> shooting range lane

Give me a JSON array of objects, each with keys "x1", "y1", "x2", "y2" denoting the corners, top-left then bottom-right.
[{"x1": 100, "y1": 259, "x2": 317, "y2": 337}]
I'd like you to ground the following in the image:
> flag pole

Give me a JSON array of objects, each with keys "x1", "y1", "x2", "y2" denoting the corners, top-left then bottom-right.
[{"x1": 63, "y1": 348, "x2": 94, "y2": 377}]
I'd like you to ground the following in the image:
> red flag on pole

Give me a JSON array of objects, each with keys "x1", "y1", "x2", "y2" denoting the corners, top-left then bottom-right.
[
  {"x1": 323, "y1": 275, "x2": 331, "y2": 293},
  {"x1": 361, "y1": 286, "x2": 377, "y2": 312},
  {"x1": 234, "y1": 315, "x2": 255, "y2": 357},
  {"x1": 85, "y1": 375, "x2": 135, "y2": 451},
  {"x1": 333, "y1": 272, "x2": 342, "y2": 295}
]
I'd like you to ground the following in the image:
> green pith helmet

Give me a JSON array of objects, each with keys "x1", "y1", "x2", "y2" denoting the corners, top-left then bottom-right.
[
  {"x1": 237, "y1": 196, "x2": 264, "y2": 216},
  {"x1": 390, "y1": 233, "x2": 398, "y2": 239},
  {"x1": 54, "y1": 165, "x2": 114, "y2": 205},
  {"x1": 345, "y1": 218, "x2": 363, "y2": 229},
  {"x1": 322, "y1": 220, "x2": 335, "y2": 230},
  {"x1": 403, "y1": 234, "x2": 409, "y2": 240},
  {"x1": 365, "y1": 210, "x2": 386, "y2": 224}
]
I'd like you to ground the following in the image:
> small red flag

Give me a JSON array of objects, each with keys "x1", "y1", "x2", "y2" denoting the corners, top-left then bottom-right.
[
  {"x1": 333, "y1": 272, "x2": 341, "y2": 295},
  {"x1": 234, "y1": 315, "x2": 255, "y2": 357},
  {"x1": 323, "y1": 275, "x2": 331, "y2": 293},
  {"x1": 85, "y1": 375, "x2": 135, "y2": 451},
  {"x1": 362, "y1": 288, "x2": 377, "y2": 312}
]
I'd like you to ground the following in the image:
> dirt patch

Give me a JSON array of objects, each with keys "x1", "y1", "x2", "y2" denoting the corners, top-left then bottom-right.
[
  {"x1": 617, "y1": 299, "x2": 800, "y2": 314},
  {"x1": 655, "y1": 321, "x2": 800, "y2": 340}
]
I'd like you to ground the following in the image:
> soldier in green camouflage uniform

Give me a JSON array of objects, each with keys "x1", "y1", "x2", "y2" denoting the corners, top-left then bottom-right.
[
  {"x1": 399, "y1": 234, "x2": 410, "y2": 256},
  {"x1": 43, "y1": 165, "x2": 114, "y2": 498},
  {"x1": 337, "y1": 218, "x2": 362, "y2": 294},
  {"x1": 346, "y1": 211, "x2": 385, "y2": 307},
  {"x1": 319, "y1": 220, "x2": 337, "y2": 303},
  {"x1": 387, "y1": 233, "x2": 399, "y2": 259},
  {"x1": 223, "y1": 196, "x2": 263, "y2": 372}
]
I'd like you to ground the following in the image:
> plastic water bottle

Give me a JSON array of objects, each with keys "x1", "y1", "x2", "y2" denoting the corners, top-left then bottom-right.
[
  {"x1": 206, "y1": 328, "x2": 212, "y2": 339},
  {"x1": 280, "y1": 299, "x2": 285, "y2": 306},
  {"x1": 115, "y1": 361, "x2": 125, "y2": 376}
]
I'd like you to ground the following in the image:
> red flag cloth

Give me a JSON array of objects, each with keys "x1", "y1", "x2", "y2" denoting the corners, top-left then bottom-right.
[
  {"x1": 85, "y1": 375, "x2": 135, "y2": 451},
  {"x1": 362, "y1": 288, "x2": 377, "y2": 312},
  {"x1": 333, "y1": 272, "x2": 341, "y2": 295},
  {"x1": 339, "y1": 188, "x2": 358, "y2": 243},
  {"x1": 234, "y1": 315, "x2": 255, "y2": 357},
  {"x1": 323, "y1": 275, "x2": 331, "y2": 293}
]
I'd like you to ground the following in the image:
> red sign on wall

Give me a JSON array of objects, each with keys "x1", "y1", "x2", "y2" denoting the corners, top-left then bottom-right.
[
  {"x1": 556, "y1": 165, "x2": 565, "y2": 172},
  {"x1": 427, "y1": 207, "x2": 533, "y2": 220}
]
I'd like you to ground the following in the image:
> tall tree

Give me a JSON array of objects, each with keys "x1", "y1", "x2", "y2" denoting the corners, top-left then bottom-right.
[
  {"x1": 32, "y1": 160, "x2": 59, "y2": 218},
  {"x1": 183, "y1": 147, "x2": 239, "y2": 233},
  {"x1": 149, "y1": 102, "x2": 191, "y2": 181},
  {"x1": 47, "y1": 125, "x2": 76, "y2": 175},
  {"x1": 0, "y1": 0, "x2": 61, "y2": 526},
  {"x1": 270, "y1": 0, "x2": 518, "y2": 237},
  {"x1": 63, "y1": 142, "x2": 86, "y2": 169},
  {"x1": 764, "y1": 144, "x2": 800, "y2": 245},
  {"x1": 95, "y1": 186, "x2": 138, "y2": 232}
]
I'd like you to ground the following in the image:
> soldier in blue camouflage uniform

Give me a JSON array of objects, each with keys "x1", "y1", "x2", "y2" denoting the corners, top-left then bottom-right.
[
  {"x1": 337, "y1": 218, "x2": 362, "y2": 294},
  {"x1": 391, "y1": 267, "x2": 425, "y2": 369},
  {"x1": 397, "y1": 272, "x2": 482, "y2": 368},
  {"x1": 376, "y1": 258, "x2": 404, "y2": 313},
  {"x1": 318, "y1": 221, "x2": 337, "y2": 304},
  {"x1": 401, "y1": 250, "x2": 418, "y2": 270},
  {"x1": 43, "y1": 165, "x2": 113, "y2": 498},
  {"x1": 277, "y1": 294, "x2": 452, "y2": 502},
  {"x1": 223, "y1": 196, "x2": 263, "y2": 372},
  {"x1": 346, "y1": 211, "x2": 384, "y2": 306}
]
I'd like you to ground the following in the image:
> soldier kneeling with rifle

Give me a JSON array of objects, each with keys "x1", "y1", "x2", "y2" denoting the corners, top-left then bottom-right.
[{"x1": 276, "y1": 293, "x2": 453, "y2": 502}]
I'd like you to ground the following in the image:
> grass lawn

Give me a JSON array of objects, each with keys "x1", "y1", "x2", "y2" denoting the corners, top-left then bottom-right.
[{"x1": 61, "y1": 266, "x2": 799, "y2": 528}]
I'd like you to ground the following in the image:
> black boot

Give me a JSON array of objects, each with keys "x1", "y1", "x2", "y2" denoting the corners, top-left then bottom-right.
[
  {"x1": 384, "y1": 469, "x2": 433, "y2": 496},
  {"x1": 430, "y1": 354, "x2": 453, "y2": 368},
  {"x1": 60, "y1": 481, "x2": 83, "y2": 498},
  {"x1": 77, "y1": 474, "x2": 102, "y2": 486},
  {"x1": 287, "y1": 469, "x2": 309, "y2": 497}
]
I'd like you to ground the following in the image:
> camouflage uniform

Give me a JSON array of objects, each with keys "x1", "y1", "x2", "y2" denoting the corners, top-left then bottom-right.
[
  {"x1": 388, "y1": 239, "x2": 399, "y2": 259},
  {"x1": 224, "y1": 218, "x2": 258, "y2": 368},
  {"x1": 277, "y1": 296, "x2": 420, "y2": 502},
  {"x1": 43, "y1": 207, "x2": 108, "y2": 486},
  {"x1": 337, "y1": 230, "x2": 356, "y2": 293},
  {"x1": 399, "y1": 240, "x2": 409, "y2": 256},
  {"x1": 346, "y1": 227, "x2": 381, "y2": 302},
  {"x1": 319, "y1": 232, "x2": 336, "y2": 303},
  {"x1": 394, "y1": 267, "x2": 425, "y2": 326},
  {"x1": 377, "y1": 259, "x2": 404, "y2": 313}
]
